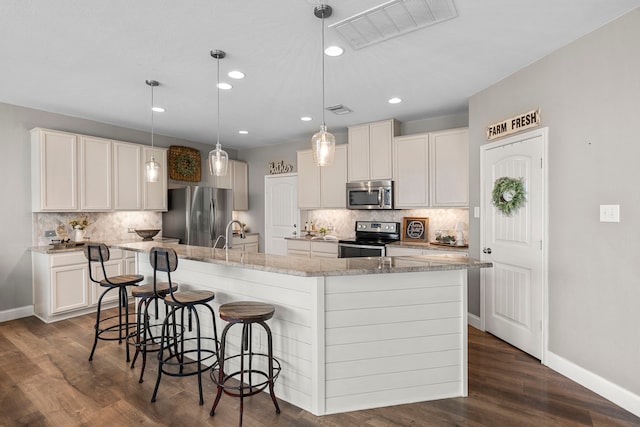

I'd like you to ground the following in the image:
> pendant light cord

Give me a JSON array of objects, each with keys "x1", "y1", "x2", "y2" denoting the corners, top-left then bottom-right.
[
  {"x1": 216, "y1": 54, "x2": 221, "y2": 145},
  {"x1": 321, "y1": 12, "x2": 326, "y2": 128},
  {"x1": 150, "y1": 84, "x2": 155, "y2": 148}
]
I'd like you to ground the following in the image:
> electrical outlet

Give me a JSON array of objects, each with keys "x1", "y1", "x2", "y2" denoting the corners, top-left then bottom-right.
[
  {"x1": 128, "y1": 228, "x2": 136, "y2": 233},
  {"x1": 44, "y1": 230, "x2": 56, "y2": 237}
]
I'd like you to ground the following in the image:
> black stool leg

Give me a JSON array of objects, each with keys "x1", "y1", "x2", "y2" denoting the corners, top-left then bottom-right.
[
  {"x1": 151, "y1": 308, "x2": 174, "y2": 403},
  {"x1": 210, "y1": 323, "x2": 231, "y2": 416},
  {"x1": 261, "y1": 321, "x2": 281, "y2": 414},
  {"x1": 89, "y1": 287, "x2": 112, "y2": 361}
]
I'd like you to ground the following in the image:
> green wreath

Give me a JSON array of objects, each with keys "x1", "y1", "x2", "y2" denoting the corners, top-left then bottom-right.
[
  {"x1": 492, "y1": 177, "x2": 526, "y2": 216},
  {"x1": 173, "y1": 153, "x2": 197, "y2": 177}
]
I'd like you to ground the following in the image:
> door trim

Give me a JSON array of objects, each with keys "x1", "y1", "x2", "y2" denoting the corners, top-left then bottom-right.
[{"x1": 479, "y1": 127, "x2": 549, "y2": 364}]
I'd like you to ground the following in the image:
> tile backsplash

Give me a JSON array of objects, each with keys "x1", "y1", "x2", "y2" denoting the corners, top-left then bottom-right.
[
  {"x1": 33, "y1": 212, "x2": 162, "y2": 246},
  {"x1": 300, "y1": 208, "x2": 469, "y2": 242}
]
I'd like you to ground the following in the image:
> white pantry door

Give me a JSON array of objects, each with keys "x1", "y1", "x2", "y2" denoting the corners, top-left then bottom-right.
[
  {"x1": 481, "y1": 128, "x2": 547, "y2": 360},
  {"x1": 265, "y1": 174, "x2": 299, "y2": 255}
]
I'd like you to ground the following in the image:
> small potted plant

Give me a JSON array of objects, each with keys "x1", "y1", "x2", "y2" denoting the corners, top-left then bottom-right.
[{"x1": 68, "y1": 214, "x2": 90, "y2": 242}]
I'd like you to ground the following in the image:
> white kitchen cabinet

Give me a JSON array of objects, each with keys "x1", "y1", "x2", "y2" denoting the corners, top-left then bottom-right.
[
  {"x1": 385, "y1": 246, "x2": 468, "y2": 257},
  {"x1": 32, "y1": 249, "x2": 136, "y2": 323},
  {"x1": 207, "y1": 160, "x2": 249, "y2": 210},
  {"x1": 429, "y1": 128, "x2": 469, "y2": 207},
  {"x1": 286, "y1": 239, "x2": 338, "y2": 258},
  {"x1": 113, "y1": 141, "x2": 142, "y2": 210},
  {"x1": 348, "y1": 119, "x2": 399, "y2": 182},
  {"x1": 79, "y1": 136, "x2": 112, "y2": 211},
  {"x1": 393, "y1": 133, "x2": 430, "y2": 208},
  {"x1": 393, "y1": 127, "x2": 469, "y2": 208},
  {"x1": 231, "y1": 233, "x2": 259, "y2": 252},
  {"x1": 31, "y1": 128, "x2": 78, "y2": 211},
  {"x1": 297, "y1": 145, "x2": 347, "y2": 209},
  {"x1": 142, "y1": 146, "x2": 168, "y2": 211}
]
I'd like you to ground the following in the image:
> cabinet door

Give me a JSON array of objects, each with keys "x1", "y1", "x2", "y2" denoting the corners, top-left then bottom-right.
[
  {"x1": 142, "y1": 147, "x2": 168, "y2": 211},
  {"x1": 430, "y1": 128, "x2": 469, "y2": 207},
  {"x1": 297, "y1": 150, "x2": 321, "y2": 209},
  {"x1": 79, "y1": 136, "x2": 112, "y2": 210},
  {"x1": 385, "y1": 247, "x2": 423, "y2": 256},
  {"x1": 394, "y1": 133, "x2": 429, "y2": 208},
  {"x1": 113, "y1": 142, "x2": 142, "y2": 210},
  {"x1": 347, "y1": 124, "x2": 370, "y2": 182},
  {"x1": 233, "y1": 160, "x2": 249, "y2": 211},
  {"x1": 320, "y1": 145, "x2": 347, "y2": 208},
  {"x1": 31, "y1": 129, "x2": 78, "y2": 211},
  {"x1": 51, "y1": 264, "x2": 89, "y2": 313},
  {"x1": 244, "y1": 242, "x2": 259, "y2": 253},
  {"x1": 369, "y1": 120, "x2": 395, "y2": 180}
]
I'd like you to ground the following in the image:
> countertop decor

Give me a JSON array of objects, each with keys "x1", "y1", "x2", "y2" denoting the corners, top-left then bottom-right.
[
  {"x1": 168, "y1": 145, "x2": 201, "y2": 182},
  {"x1": 402, "y1": 217, "x2": 429, "y2": 242}
]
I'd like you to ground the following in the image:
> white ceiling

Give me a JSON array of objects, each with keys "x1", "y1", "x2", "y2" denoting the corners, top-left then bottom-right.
[{"x1": 1, "y1": 1, "x2": 639, "y2": 150}]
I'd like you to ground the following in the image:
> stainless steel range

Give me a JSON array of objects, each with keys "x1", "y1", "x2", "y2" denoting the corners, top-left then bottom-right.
[{"x1": 338, "y1": 221, "x2": 400, "y2": 258}]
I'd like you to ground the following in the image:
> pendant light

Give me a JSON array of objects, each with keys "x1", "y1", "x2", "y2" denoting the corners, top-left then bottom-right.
[
  {"x1": 311, "y1": 4, "x2": 335, "y2": 167},
  {"x1": 145, "y1": 79, "x2": 161, "y2": 183},
  {"x1": 208, "y1": 49, "x2": 229, "y2": 176}
]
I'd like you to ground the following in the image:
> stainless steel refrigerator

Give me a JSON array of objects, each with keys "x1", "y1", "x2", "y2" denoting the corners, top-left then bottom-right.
[{"x1": 162, "y1": 186, "x2": 233, "y2": 248}]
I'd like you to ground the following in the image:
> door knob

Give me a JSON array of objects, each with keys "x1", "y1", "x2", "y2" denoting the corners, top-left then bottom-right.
[{"x1": 483, "y1": 247, "x2": 492, "y2": 254}]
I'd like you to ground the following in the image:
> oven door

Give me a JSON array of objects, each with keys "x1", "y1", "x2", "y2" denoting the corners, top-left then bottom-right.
[{"x1": 338, "y1": 243, "x2": 385, "y2": 258}]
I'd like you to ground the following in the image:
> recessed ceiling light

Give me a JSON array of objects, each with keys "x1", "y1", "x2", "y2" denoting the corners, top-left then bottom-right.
[
  {"x1": 217, "y1": 82, "x2": 232, "y2": 90},
  {"x1": 388, "y1": 97, "x2": 402, "y2": 104},
  {"x1": 324, "y1": 46, "x2": 344, "y2": 56},
  {"x1": 301, "y1": 116, "x2": 312, "y2": 121},
  {"x1": 228, "y1": 70, "x2": 245, "y2": 79},
  {"x1": 151, "y1": 106, "x2": 165, "y2": 112},
  {"x1": 238, "y1": 130, "x2": 249, "y2": 135}
]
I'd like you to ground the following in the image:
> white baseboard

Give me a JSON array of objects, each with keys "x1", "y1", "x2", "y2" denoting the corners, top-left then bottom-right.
[
  {"x1": 545, "y1": 350, "x2": 640, "y2": 418},
  {"x1": 467, "y1": 312, "x2": 482, "y2": 330},
  {"x1": 0, "y1": 305, "x2": 34, "y2": 323}
]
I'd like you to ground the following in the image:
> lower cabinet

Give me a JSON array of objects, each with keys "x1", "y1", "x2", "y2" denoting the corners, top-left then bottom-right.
[
  {"x1": 231, "y1": 233, "x2": 259, "y2": 252},
  {"x1": 286, "y1": 239, "x2": 338, "y2": 258},
  {"x1": 386, "y1": 246, "x2": 468, "y2": 257},
  {"x1": 32, "y1": 249, "x2": 137, "y2": 323}
]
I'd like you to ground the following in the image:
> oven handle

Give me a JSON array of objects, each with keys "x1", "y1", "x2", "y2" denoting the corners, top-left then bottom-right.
[{"x1": 338, "y1": 243, "x2": 386, "y2": 251}]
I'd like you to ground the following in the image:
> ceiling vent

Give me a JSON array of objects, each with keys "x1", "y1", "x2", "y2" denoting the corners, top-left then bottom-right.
[
  {"x1": 329, "y1": 0, "x2": 458, "y2": 50},
  {"x1": 326, "y1": 104, "x2": 353, "y2": 115}
]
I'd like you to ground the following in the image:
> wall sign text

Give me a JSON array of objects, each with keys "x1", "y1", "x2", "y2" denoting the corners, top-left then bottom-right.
[
  {"x1": 487, "y1": 109, "x2": 541, "y2": 140},
  {"x1": 268, "y1": 160, "x2": 293, "y2": 175}
]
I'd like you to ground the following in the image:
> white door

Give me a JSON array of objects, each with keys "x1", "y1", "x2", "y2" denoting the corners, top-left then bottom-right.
[
  {"x1": 265, "y1": 174, "x2": 298, "y2": 255},
  {"x1": 481, "y1": 128, "x2": 547, "y2": 360}
]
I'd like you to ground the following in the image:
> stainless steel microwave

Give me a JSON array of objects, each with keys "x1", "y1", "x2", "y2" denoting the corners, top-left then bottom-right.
[{"x1": 346, "y1": 180, "x2": 394, "y2": 210}]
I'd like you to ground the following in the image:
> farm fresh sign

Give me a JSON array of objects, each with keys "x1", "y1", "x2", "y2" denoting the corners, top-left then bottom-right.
[{"x1": 486, "y1": 109, "x2": 541, "y2": 140}]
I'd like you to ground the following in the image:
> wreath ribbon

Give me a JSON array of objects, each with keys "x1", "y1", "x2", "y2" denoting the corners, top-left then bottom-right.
[{"x1": 491, "y1": 177, "x2": 526, "y2": 216}]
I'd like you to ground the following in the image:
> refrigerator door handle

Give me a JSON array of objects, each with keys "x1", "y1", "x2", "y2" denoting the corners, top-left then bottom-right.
[{"x1": 210, "y1": 198, "x2": 216, "y2": 241}]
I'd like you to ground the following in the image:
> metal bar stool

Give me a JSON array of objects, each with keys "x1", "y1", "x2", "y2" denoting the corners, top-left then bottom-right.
[
  {"x1": 85, "y1": 243, "x2": 144, "y2": 362},
  {"x1": 150, "y1": 247, "x2": 219, "y2": 405},
  {"x1": 127, "y1": 249, "x2": 179, "y2": 383},
  {"x1": 210, "y1": 301, "x2": 281, "y2": 426}
]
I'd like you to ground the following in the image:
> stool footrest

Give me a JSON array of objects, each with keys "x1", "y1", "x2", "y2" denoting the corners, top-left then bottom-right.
[
  {"x1": 210, "y1": 353, "x2": 281, "y2": 398},
  {"x1": 158, "y1": 336, "x2": 219, "y2": 377}
]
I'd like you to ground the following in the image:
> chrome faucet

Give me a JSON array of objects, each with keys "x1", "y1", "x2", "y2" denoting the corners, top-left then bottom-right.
[{"x1": 225, "y1": 220, "x2": 245, "y2": 249}]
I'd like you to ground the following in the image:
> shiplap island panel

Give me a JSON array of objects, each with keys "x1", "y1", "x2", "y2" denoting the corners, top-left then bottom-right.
[{"x1": 113, "y1": 241, "x2": 490, "y2": 415}]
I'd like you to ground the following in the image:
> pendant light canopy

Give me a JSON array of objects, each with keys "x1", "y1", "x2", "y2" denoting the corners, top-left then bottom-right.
[
  {"x1": 208, "y1": 49, "x2": 229, "y2": 177},
  {"x1": 311, "y1": 4, "x2": 335, "y2": 167},
  {"x1": 145, "y1": 79, "x2": 161, "y2": 183}
]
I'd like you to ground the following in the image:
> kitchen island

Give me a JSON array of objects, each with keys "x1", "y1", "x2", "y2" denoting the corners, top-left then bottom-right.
[{"x1": 113, "y1": 241, "x2": 491, "y2": 416}]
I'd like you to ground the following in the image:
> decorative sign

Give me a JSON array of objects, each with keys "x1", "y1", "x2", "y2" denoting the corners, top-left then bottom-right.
[
  {"x1": 486, "y1": 109, "x2": 541, "y2": 140},
  {"x1": 402, "y1": 217, "x2": 429, "y2": 242},
  {"x1": 268, "y1": 160, "x2": 293, "y2": 175}
]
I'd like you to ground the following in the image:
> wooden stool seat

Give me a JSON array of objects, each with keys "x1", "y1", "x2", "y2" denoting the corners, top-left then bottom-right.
[
  {"x1": 131, "y1": 282, "x2": 177, "y2": 298},
  {"x1": 218, "y1": 301, "x2": 275, "y2": 324},
  {"x1": 164, "y1": 290, "x2": 215, "y2": 306},
  {"x1": 99, "y1": 274, "x2": 144, "y2": 287}
]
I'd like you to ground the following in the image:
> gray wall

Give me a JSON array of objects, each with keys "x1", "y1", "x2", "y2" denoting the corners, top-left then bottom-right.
[
  {"x1": 0, "y1": 102, "x2": 224, "y2": 312},
  {"x1": 469, "y1": 9, "x2": 640, "y2": 395}
]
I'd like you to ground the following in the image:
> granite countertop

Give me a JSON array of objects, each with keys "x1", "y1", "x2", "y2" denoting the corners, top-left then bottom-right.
[
  {"x1": 30, "y1": 237, "x2": 180, "y2": 254},
  {"x1": 386, "y1": 241, "x2": 469, "y2": 252},
  {"x1": 111, "y1": 241, "x2": 491, "y2": 277}
]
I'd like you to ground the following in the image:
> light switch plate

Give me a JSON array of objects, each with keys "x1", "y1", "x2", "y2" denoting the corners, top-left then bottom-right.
[
  {"x1": 473, "y1": 207, "x2": 480, "y2": 218},
  {"x1": 599, "y1": 204, "x2": 620, "y2": 222}
]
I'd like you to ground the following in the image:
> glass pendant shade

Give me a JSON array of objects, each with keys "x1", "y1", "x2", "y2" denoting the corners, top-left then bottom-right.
[
  {"x1": 311, "y1": 125, "x2": 335, "y2": 167},
  {"x1": 208, "y1": 142, "x2": 229, "y2": 176},
  {"x1": 146, "y1": 156, "x2": 160, "y2": 182}
]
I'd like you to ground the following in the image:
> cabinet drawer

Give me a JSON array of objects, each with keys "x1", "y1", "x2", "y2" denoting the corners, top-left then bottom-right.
[
  {"x1": 311, "y1": 241, "x2": 338, "y2": 255},
  {"x1": 287, "y1": 249, "x2": 310, "y2": 258},
  {"x1": 50, "y1": 251, "x2": 87, "y2": 267},
  {"x1": 287, "y1": 240, "x2": 311, "y2": 251}
]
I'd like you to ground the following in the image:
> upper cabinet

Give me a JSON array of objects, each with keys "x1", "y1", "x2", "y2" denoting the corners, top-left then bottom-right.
[
  {"x1": 31, "y1": 128, "x2": 167, "y2": 212},
  {"x1": 297, "y1": 144, "x2": 348, "y2": 209},
  {"x1": 206, "y1": 159, "x2": 249, "y2": 211},
  {"x1": 31, "y1": 129, "x2": 78, "y2": 211},
  {"x1": 393, "y1": 127, "x2": 468, "y2": 208},
  {"x1": 348, "y1": 119, "x2": 399, "y2": 182}
]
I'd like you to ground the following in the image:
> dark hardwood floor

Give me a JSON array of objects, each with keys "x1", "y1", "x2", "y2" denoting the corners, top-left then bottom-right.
[{"x1": 1, "y1": 310, "x2": 638, "y2": 426}]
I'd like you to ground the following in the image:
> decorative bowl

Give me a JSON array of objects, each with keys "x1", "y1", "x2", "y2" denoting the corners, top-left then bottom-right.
[{"x1": 135, "y1": 229, "x2": 160, "y2": 241}]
